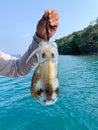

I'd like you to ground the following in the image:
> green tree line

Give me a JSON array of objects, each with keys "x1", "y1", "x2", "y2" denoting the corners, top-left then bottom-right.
[{"x1": 55, "y1": 18, "x2": 98, "y2": 55}]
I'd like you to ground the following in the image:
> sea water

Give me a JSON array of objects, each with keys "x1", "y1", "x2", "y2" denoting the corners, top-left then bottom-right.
[{"x1": 0, "y1": 55, "x2": 98, "y2": 130}]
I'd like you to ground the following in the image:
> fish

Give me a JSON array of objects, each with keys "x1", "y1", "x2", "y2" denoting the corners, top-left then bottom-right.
[{"x1": 27, "y1": 41, "x2": 59, "y2": 105}]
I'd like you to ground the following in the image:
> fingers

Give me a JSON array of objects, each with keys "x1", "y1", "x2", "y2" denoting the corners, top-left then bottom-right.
[
  {"x1": 50, "y1": 21, "x2": 59, "y2": 27},
  {"x1": 44, "y1": 9, "x2": 59, "y2": 24},
  {"x1": 48, "y1": 10, "x2": 59, "y2": 21},
  {"x1": 36, "y1": 9, "x2": 59, "y2": 40},
  {"x1": 47, "y1": 9, "x2": 59, "y2": 27}
]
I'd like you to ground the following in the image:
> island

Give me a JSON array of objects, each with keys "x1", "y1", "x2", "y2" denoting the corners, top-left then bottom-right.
[{"x1": 56, "y1": 18, "x2": 98, "y2": 55}]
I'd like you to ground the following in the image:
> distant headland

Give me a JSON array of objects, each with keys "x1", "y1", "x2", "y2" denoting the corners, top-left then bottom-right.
[{"x1": 55, "y1": 18, "x2": 98, "y2": 55}]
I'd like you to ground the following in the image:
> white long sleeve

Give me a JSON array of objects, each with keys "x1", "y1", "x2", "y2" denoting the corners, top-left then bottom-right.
[{"x1": 0, "y1": 34, "x2": 43, "y2": 77}]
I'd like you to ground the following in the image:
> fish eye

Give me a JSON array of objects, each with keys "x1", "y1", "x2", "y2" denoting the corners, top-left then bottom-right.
[
  {"x1": 51, "y1": 52, "x2": 54, "y2": 57},
  {"x1": 42, "y1": 53, "x2": 46, "y2": 58}
]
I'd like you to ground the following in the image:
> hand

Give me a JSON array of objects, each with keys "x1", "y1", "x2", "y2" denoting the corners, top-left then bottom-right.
[{"x1": 36, "y1": 9, "x2": 59, "y2": 40}]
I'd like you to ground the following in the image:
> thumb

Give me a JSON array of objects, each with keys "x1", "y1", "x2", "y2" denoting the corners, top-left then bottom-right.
[{"x1": 43, "y1": 9, "x2": 51, "y2": 20}]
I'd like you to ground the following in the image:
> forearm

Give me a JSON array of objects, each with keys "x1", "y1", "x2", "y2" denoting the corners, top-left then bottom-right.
[{"x1": 0, "y1": 34, "x2": 43, "y2": 77}]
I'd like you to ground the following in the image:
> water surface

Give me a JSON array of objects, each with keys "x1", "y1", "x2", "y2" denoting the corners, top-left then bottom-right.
[{"x1": 0, "y1": 55, "x2": 98, "y2": 130}]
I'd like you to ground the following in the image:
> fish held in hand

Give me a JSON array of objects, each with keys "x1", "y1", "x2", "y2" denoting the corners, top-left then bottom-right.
[{"x1": 27, "y1": 41, "x2": 59, "y2": 105}]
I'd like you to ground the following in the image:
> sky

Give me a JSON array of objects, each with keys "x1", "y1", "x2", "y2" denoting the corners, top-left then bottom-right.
[{"x1": 0, "y1": 0, "x2": 98, "y2": 54}]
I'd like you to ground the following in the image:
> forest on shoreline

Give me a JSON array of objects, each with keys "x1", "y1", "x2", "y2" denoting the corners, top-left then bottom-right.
[{"x1": 55, "y1": 18, "x2": 98, "y2": 55}]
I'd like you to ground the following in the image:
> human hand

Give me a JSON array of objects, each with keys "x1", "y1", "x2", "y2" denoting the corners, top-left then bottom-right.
[{"x1": 36, "y1": 9, "x2": 59, "y2": 40}]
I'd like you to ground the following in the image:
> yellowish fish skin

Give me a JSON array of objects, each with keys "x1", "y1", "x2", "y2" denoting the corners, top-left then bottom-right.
[
  {"x1": 41, "y1": 60, "x2": 56, "y2": 85},
  {"x1": 30, "y1": 42, "x2": 59, "y2": 105},
  {"x1": 30, "y1": 61, "x2": 59, "y2": 105}
]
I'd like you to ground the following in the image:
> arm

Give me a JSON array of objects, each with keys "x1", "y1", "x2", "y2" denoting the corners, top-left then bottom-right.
[
  {"x1": 0, "y1": 9, "x2": 59, "y2": 78},
  {"x1": 0, "y1": 34, "x2": 42, "y2": 77}
]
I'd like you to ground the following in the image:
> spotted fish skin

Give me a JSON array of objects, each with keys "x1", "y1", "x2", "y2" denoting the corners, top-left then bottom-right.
[{"x1": 30, "y1": 41, "x2": 59, "y2": 105}]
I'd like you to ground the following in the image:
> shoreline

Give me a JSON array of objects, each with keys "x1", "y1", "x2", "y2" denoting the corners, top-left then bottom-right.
[{"x1": 59, "y1": 53, "x2": 98, "y2": 56}]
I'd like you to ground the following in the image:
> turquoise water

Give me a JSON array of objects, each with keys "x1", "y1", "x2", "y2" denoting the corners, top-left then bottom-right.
[{"x1": 0, "y1": 55, "x2": 98, "y2": 130}]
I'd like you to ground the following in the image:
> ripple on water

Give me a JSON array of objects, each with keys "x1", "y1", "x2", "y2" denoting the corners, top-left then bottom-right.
[{"x1": 0, "y1": 55, "x2": 98, "y2": 130}]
